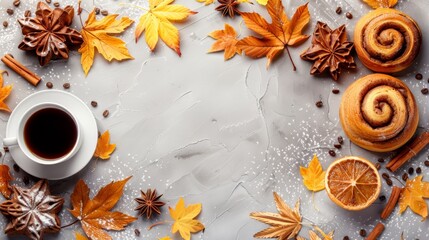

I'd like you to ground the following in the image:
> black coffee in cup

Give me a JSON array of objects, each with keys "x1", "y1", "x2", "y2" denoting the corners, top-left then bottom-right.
[{"x1": 24, "y1": 108, "x2": 78, "y2": 160}]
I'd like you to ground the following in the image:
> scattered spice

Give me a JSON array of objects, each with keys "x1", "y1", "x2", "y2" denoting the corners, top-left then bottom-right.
[
  {"x1": 385, "y1": 178, "x2": 393, "y2": 186},
  {"x1": 359, "y1": 229, "x2": 367, "y2": 237},
  {"x1": 381, "y1": 186, "x2": 402, "y2": 219},
  {"x1": 379, "y1": 195, "x2": 386, "y2": 201},
  {"x1": 338, "y1": 136, "x2": 344, "y2": 144},
  {"x1": 215, "y1": 0, "x2": 241, "y2": 18},
  {"x1": 53, "y1": 2, "x2": 60, "y2": 7},
  {"x1": 402, "y1": 173, "x2": 408, "y2": 181},
  {"x1": 377, "y1": 158, "x2": 385, "y2": 163},
  {"x1": 94, "y1": 7, "x2": 100, "y2": 15},
  {"x1": 13, "y1": 164, "x2": 20, "y2": 172},
  {"x1": 415, "y1": 73, "x2": 423, "y2": 80},
  {"x1": 381, "y1": 173, "x2": 390, "y2": 180},
  {"x1": 63, "y1": 83, "x2": 70, "y2": 89},
  {"x1": 13, "y1": 0, "x2": 20, "y2": 7},
  {"x1": 366, "y1": 223, "x2": 385, "y2": 240},
  {"x1": 416, "y1": 167, "x2": 422, "y2": 174},
  {"x1": 3, "y1": 21, "x2": 8, "y2": 28},
  {"x1": 103, "y1": 110, "x2": 109, "y2": 118},
  {"x1": 425, "y1": 160, "x2": 429, "y2": 167},
  {"x1": 346, "y1": 12, "x2": 353, "y2": 19},
  {"x1": 134, "y1": 189, "x2": 165, "y2": 219},
  {"x1": 46, "y1": 82, "x2": 53, "y2": 88},
  {"x1": 1, "y1": 54, "x2": 41, "y2": 86},
  {"x1": 134, "y1": 229, "x2": 140, "y2": 236},
  {"x1": 6, "y1": 9, "x2": 14, "y2": 15},
  {"x1": 336, "y1": 7, "x2": 342, "y2": 14},
  {"x1": 334, "y1": 144, "x2": 341, "y2": 149},
  {"x1": 24, "y1": 10, "x2": 31, "y2": 17},
  {"x1": 386, "y1": 132, "x2": 429, "y2": 172},
  {"x1": 375, "y1": 163, "x2": 381, "y2": 170},
  {"x1": 315, "y1": 100, "x2": 323, "y2": 108},
  {"x1": 91, "y1": 101, "x2": 98, "y2": 107},
  {"x1": 421, "y1": 88, "x2": 428, "y2": 95},
  {"x1": 332, "y1": 89, "x2": 340, "y2": 94},
  {"x1": 328, "y1": 150, "x2": 336, "y2": 157},
  {"x1": 101, "y1": 10, "x2": 109, "y2": 16},
  {"x1": 408, "y1": 167, "x2": 414, "y2": 175}
]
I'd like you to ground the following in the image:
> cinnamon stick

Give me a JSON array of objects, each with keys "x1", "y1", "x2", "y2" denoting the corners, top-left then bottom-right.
[
  {"x1": 386, "y1": 132, "x2": 429, "y2": 172},
  {"x1": 366, "y1": 222, "x2": 385, "y2": 240},
  {"x1": 1, "y1": 54, "x2": 41, "y2": 86},
  {"x1": 381, "y1": 186, "x2": 402, "y2": 219}
]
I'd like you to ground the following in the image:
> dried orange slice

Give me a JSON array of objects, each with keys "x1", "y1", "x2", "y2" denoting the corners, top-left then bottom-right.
[{"x1": 325, "y1": 156, "x2": 381, "y2": 211}]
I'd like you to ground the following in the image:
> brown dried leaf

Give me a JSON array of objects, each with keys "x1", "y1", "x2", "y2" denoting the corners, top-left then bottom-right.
[{"x1": 0, "y1": 165, "x2": 12, "y2": 199}]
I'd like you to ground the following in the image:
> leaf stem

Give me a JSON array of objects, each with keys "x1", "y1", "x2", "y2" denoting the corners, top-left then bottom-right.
[
  {"x1": 147, "y1": 221, "x2": 167, "y2": 230},
  {"x1": 285, "y1": 45, "x2": 296, "y2": 71},
  {"x1": 390, "y1": 175, "x2": 406, "y2": 187},
  {"x1": 61, "y1": 219, "x2": 79, "y2": 228}
]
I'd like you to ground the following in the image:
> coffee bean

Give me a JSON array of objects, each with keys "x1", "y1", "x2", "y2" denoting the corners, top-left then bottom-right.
[
  {"x1": 46, "y1": 82, "x2": 53, "y2": 88},
  {"x1": 23, "y1": 175, "x2": 29, "y2": 185},
  {"x1": 6, "y1": 9, "x2": 14, "y2": 15},
  {"x1": 402, "y1": 173, "x2": 408, "y2": 181},
  {"x1": 3, "y1": 146, "x2": 9, "y2": 152},
  {"x1": 338, "y1": 136, "x2": 344, "y2": 144},
  {"x1": 377, "y1": 158, "x2": 385, "y2": 163},
  {"x1": 379, "y1": 195, "x2": 386, "y2": 201},
  {"x1": 13, "y1": 0, "x2": 20, "y2": 7},
  {"x1": 421, "y1": 88, "x2": 428, "y2": 95},
  {"x1": 382, "y1": 173, "x2": 390, "y2": 180},
  {"x1": 408, "y1": 167, "x2": 414, "y2": 175},
  {"x1": 134, "y1": 229, "x2": 140, "y2": 236},
  {"x1": 46, "y1": 0, "x2": 52, "y2": 3},
  {"x1": 91, "y1": 101, "x2": 98, "y2": 107},
  {"x1": 103, "y1": 110, "x2": 109, "y2": 118},
  {"x1": 63, "y1": 83, "x2": 70, "y2": 89},
  {"x1": 334, "y1": 144, "x2": 341, "y2": 149},
  {"x1": 425, "y1": 160, "x2": 429, "y2": 167},
  {"x1": 375, "y1": 163, "x2": 381, "y2": 170},
  {"x1": 101, "y1": 10, "x2": 108, "y2": 16},
  {"x1": 386, "y1": 178, "x2": 393, "y2": 186},
  {"x1": 13, "y1": 164, "x2": 20, "y2": 172},
  {"x1": 332, "y1": 89, "x2": 340, "y2": 94},
  {"x1": 415, "y1": 73, "x2": 423, "y2": 80},
  {"x1": 416, "y1": 167, "x2": 422, "y2": 174},
  {"x1": 346, "y1": 12, "x2": 353, "y2": 19},
  {"x1": 95, "y1": 7, "x2": 100, "y2": 15},
  {"x1": 53, "y1": 2, "x2": 60, "y2": 7},
  {"x1": 3, "y1": 21, "x2": 8, "y2": 28},
  {"x1": 343, "y1": 237, "x2": 350, "y2": 240},
  {"x1": 359, "y1": 229, "x2": 367, "y2": 237},
  {"x1": 328, "y1": 150, "x2": 336, "y2": 157},
  {"x1": 336, "y1": 7, "x2": 342, "y2": 14},
  {"x1": 24, "y1": 10, "x2": 31, "y2": 17},
  {"x1": 315, "y1": 100, "x2": 323, "y2": 108}
]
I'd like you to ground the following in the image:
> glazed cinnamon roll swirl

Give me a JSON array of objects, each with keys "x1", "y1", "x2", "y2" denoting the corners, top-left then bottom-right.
[
  {"x1": 354, "y1": 8, "x2": 422, "y2": 73},
  {"x1": 339, "y1": 74, "x2": 419, "y2": 152}
]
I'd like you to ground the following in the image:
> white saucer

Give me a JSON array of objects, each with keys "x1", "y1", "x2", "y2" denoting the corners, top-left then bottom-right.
[{"x1": 6, "y1": 90, "x2": 98, "y2": 180}]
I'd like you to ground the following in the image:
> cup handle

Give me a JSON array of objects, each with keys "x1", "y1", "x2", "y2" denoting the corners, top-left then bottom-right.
[{"x1": 3, "y1": 137, "x2": 18, "y2": 147}]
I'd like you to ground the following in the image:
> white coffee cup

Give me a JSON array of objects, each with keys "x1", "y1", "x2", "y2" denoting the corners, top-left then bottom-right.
[{"x1": 3, "y1": 102, "x2": 82, "y2": 165}]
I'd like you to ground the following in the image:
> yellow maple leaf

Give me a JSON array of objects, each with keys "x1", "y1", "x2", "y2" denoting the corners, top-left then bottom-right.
[
  {"x1": 250, "y1": 192, "x2": 302, "y2": 239},
  {"x1": 135, "y1": 0, "x2": 197, "y2": 56},
  {"x1": 94, "y1": 130, "x2": 116, "y2": 160},
  {"x1": 75, "y1": 232, "x2": 88, "y2": 240},
  {"x1": 237, "y1": 0, "x2": 310, "y2": 69},
  {"x1": 160, "y1": 237, "x2": 172, "y2": 240},
  {"x1": 255, "y1": 0, "x2": 268, "y2": 5},
  {"x1": 362, "y1": 0, "x2": 397, "y2": 9},
  {"x1": 399, "y1": 175, "x2": 429, "y2": 220},
  {"x1": 208, "y1": 23, "x2": 242, "y2": 60},
  {"x1": 196, "y1": 0, "x2": 214, "y2": 5},
  {"x1": 169, "y1": 197, "x2": 205, "y2": 240},
  {"x1": 0, "y1": 71, "x2": 12, "y2": 112},
  {"x1": 79, "y1": 10, "x2": 134, "y2": 75},
  {"x1": 299, "y1": 154, "x2": 325, "y2": 192}
]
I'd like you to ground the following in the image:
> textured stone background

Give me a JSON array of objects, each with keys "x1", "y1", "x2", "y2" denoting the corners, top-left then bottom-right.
[{"x1": 0, "y1": 0, "x2": 428, "y2": 239}]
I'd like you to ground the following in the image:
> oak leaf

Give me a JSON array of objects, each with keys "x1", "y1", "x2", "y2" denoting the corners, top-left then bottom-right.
[
  {"x1": 299, "y1": 154, "x2": 325, "y2": 192},
  {"x1": 69, "y1": 177, "x2": 137, "y2": 240},
  {"x1": 79, "y1": 10, "x2": 134, "y2": 75},
  {"x1": 0, "y1": 165, "x2": 12, "y2": 199},
  {"x1": 250, "y1": 192, "x2": 302, "y2": 239},
  {"x1": 399, "y1": 175, "x2": 429, "y2": 220},
  {"x1": 169, "y1": 197, "x2": 205, "y2": 240},
  {"x1": 208, "y1": 24, "x2": 242, "y2": 60},
  {"x1": 237, "y1": 0, "x2": 310, "y2": 69},
  {"x1": 135, "y1": 0, "x2": 197, "y2": 56},
  {"x1": 362, "y1": 0, "x2": 397, "y2": 9},
  {"x1": 94, "y1": 130, "x2": 116, "y2": 160},
  {"x1": 75, "y1": 232, "x2": 88, "y2": 240},
  {"x1": 0, "y1": 71, "x2": 12, "y2": 112}
]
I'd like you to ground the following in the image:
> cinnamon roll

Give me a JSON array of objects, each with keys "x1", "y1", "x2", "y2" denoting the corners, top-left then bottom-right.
[
  {"x1": 339, "y1": 74, "x2": 419, "y2": 152},
  {"x1": 354, "y1": 8, "x2": 422, "y2": 73}
]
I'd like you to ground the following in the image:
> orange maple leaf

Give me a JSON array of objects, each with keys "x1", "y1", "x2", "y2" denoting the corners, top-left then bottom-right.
[
  {"x1": 236, "y1": 0, "x2": 310, "y2": 69},
  {"x1": 94, "y1": 130, "x2": 116, "y2": 160},
  {"x1": 0, "y1": 165, "x2": 12, "y2": 199},
  {"x1": 69, "y1": 177, "x2": 137, "y2": 240},
  {"x1": 0, "y1": 71, "x2": 12, "y2": 112},
  {"x1": 208, "y1": 23, "x2": 242, "y2": 60},
  {"x1": 399, "y1": 175, "x2": 429, "y2": 220}
]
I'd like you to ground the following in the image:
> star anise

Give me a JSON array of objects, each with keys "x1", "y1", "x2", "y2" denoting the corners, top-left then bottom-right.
[
  {"x1": 215, "y1": 0, "x2": 241, "y2": 18},
  {"x1": 0, "y1": 180, "x2": 64, "y2": 240},
  {"x1": 135, "y1": 189, "x2": 165, "y2": 219},
  {"x1": 301, "y1": 21, "x2": 356, "y2": 81},
  {"x1": 18, "y1": 2, "x2": 83, "y2": 66}
]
